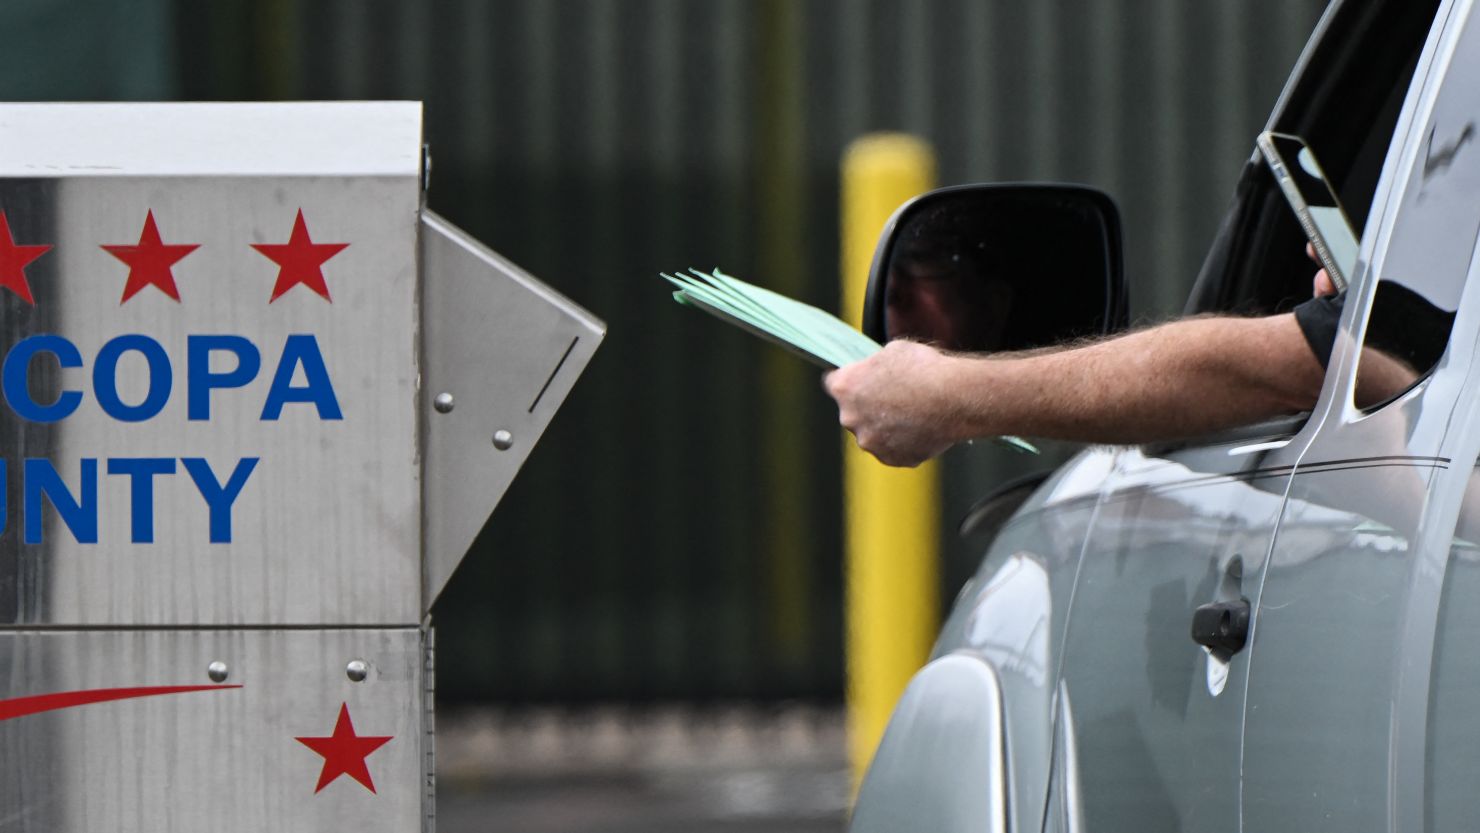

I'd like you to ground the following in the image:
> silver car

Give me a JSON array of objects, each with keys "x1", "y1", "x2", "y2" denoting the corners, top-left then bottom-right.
[{"x1": 850, "y1": 0, "x2": 1480, "y2": 830}]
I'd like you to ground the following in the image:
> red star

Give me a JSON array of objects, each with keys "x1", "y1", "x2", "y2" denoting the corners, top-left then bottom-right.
[
  {"x1": 251, "y1": 209, "x2": 348, "y2": 303},
  {"x1": 0, "y1": 211, "x2": 52, "y2": 305},
  {"x1": 101, "y1": 210, "x2": 199, "y2": 303},
  {"x1": 295, "y1": 703, "x2": 393, "y2": 794}
]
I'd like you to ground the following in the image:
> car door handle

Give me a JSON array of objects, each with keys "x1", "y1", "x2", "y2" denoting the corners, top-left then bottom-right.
[{"x1": 1190, "y1": 599, "x2": 1250, "y2": 656}]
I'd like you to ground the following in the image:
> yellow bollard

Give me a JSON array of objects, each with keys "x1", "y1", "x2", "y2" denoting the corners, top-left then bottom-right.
[{"x1": 839, "y1": 134, "x2": 939, "y2": 787}]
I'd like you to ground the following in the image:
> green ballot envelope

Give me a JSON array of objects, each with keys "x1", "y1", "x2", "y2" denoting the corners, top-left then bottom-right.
[{"x1": 660, "y1": 268, "x2": 1038, "y2": 455}]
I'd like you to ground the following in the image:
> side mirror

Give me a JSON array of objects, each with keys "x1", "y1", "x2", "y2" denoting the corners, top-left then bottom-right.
[{"x1": 862, "y1": 184, "x2": 1128, "y2": 350}]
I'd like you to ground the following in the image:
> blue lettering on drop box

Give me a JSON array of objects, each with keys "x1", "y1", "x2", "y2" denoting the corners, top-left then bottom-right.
[{"x1": 0, "y1": 333, "x2": 341, "y2": 545}]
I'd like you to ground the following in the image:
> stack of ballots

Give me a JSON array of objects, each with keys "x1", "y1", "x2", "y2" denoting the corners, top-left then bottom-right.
[{"x1": 660, "y1": 268, "x2": 1036, "y2": 454}]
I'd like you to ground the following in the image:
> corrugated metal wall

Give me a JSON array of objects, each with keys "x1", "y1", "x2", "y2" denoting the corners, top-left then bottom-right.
[
  {"x1": 9, "y1": 0, "x2": 1328, "y2": 702},
  {"x1": 0, "y1": 0, "x2": 175, "y2": 98}
]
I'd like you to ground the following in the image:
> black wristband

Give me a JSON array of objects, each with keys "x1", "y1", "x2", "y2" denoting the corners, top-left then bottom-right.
[{"x1": 1293, "y1": 291, "x2": 1345, "y2": 369}]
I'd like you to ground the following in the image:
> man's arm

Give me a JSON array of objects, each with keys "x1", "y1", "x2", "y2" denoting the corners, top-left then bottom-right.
[{"x1": 824, "y1": 312, "x2": 1326, "y2": 466}]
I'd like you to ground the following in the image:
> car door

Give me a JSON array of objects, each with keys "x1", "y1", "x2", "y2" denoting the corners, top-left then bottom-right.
[
  {"x1": 1241, "y1": 2, "x2": 1480, "y2": 831},
  {"x1": 1049, "y1": 434, "x2": 1296, "y2": 833},
  {"x1": 1045, "y1": 1, "x2": 1443, "y2": 830}
]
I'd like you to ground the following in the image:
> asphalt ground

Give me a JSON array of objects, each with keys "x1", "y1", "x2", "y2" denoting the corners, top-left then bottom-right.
[{"x1": 435, "y1": 704, "x2": 849, "y2": 833}]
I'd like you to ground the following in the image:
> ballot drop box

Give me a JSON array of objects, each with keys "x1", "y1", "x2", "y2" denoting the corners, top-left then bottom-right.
[{"x1": 0, "y1": 103, "x2": 603, "y2": 832}]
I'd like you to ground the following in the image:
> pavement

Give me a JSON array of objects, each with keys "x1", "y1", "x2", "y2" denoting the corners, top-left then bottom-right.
[{"x1": 435, "y1": 704, "x2": 850, "y2": 833}]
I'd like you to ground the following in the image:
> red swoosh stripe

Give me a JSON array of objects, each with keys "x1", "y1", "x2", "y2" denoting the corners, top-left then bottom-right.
[{"x1": 0, "y1": 685, "x2": 241, "y2": 721}]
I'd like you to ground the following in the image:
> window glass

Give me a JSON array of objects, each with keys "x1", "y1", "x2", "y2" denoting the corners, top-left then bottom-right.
[
  {"x1": 1352, "y1": 13, "x2": 1480, "y2": 410},
  {"x1": 1187, "y1": 0, "x2": 1439, "y2": 319}
]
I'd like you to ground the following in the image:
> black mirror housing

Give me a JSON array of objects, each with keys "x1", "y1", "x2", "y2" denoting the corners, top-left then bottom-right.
[{"x1": 862, "y1": 184, "x2": 1128, "y2": 351}]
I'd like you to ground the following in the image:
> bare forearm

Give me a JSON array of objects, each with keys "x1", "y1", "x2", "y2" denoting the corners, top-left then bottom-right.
[
  {"x1": 937, "y1": 314, "x2": 1325, "y2": 445},
  {"x1": 824, "y1": 313, "x2": 1328, "y2": 466}
]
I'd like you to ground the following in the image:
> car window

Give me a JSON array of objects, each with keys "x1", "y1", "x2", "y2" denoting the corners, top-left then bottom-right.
[
  {"x1": 1352, "y1": 8, "x2": 1480, "y2": 411},
  {"x1": 1185, "y1": 0, "x2": 1441, "y2": 319}
]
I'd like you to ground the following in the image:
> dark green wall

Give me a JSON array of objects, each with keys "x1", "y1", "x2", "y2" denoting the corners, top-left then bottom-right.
[{"x1": 0, "y1": 0, "x2": 176, "y2": 99}]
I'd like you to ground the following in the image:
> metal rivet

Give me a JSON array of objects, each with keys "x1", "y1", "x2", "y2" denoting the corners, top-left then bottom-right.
[
  {"x1": 207, "y1": 661, "x2": 229, "y2": 683},
  {"x1": 433, "y1": 392, "x2": 455, "y2": 414},
  {"x1": 492, "y1": 429, "x2": 514, "y2": 450},
  {"x1": 346, "y1": 659, "x2": 369, "y2": 682}
]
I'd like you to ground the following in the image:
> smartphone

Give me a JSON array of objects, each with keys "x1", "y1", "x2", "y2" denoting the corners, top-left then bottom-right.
[{"x1": 1257, "y1": 131, "x2": 1358, "y2": 292}]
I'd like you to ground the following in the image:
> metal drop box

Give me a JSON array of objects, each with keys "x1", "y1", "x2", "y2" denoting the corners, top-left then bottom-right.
[{"x1": 0, "y1": 102, "x2": 603, "y2": 831}]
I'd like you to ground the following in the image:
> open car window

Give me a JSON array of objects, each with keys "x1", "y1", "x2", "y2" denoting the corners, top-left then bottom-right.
[
  {"x1": 1140, "y1": 0, "x2": 1443, "y2": 452},
  {"x1": 1185, "y1": 0, "x2": 1442, "y2": 320}
]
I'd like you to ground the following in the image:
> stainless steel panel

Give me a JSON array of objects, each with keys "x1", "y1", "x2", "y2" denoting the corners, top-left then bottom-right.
[
  {"x1": 0, "y1": 628, "x2": 426, "y2": 833},
  {"x1": 0, "y1": 102, "x2": 609, "y2": 832},
  {"x1": 0, "y1": 170, "x2": 422, "y2": 626},
  {"x1": 0, "y1": 102, "x2": 423, "y2": 178},
  {"x1": 419, "y1": 211, "x2": 604, "y2": 611}
]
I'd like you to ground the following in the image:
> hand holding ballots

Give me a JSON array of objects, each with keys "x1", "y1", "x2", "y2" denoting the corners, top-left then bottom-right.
[{"x1": 660, "y1": 268, "x2": 1038, "y2": 454}]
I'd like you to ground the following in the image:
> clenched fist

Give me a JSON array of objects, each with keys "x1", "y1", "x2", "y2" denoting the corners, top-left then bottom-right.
[{"x1": 823, "y1": 340, "x2": 964, "y2": 467}]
